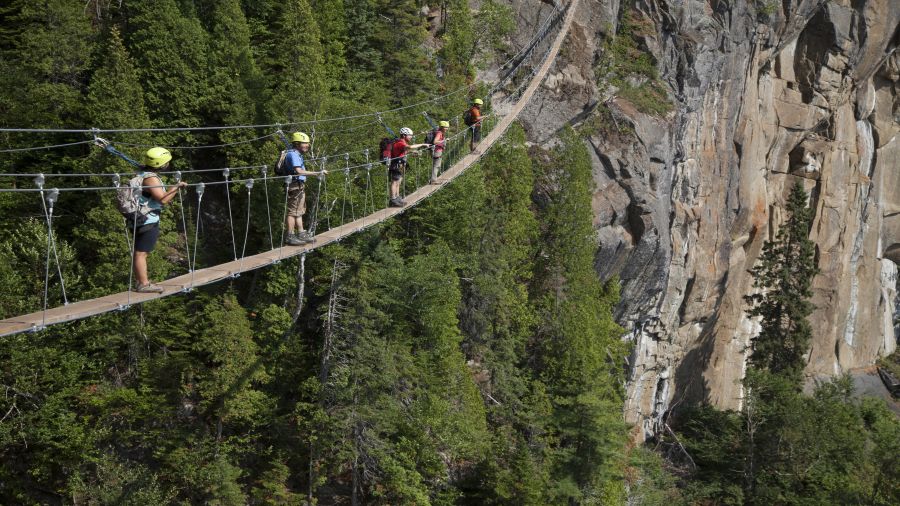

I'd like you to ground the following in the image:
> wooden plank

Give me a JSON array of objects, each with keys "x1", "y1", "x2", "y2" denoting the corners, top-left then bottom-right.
[{"x1": 0, "y1": 1, "x2": 578, "y2": 338}]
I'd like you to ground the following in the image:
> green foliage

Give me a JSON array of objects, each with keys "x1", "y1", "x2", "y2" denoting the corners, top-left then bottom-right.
[
  {"x1": 266, "y1": 0, "x2": 327, "y2": 120},
  {"x1": 124, "y1": 0, "x2": 212, "y2": 128},
  {"x1": 675, "y1": 373, "x2": 900, "y2": 505},
  {"x1": 532, "y1": 127, "x2": 629, "y2": 502}
]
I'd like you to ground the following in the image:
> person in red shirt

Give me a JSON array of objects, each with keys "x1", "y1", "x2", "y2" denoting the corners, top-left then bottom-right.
[
  {"x1": 388, "y1": 127, "x2": 428, "y2": 207},
  {"x1": 430, "y1": 120, "x2": 449, "y2": 184},
  {"x1": 465, "y1": 99, "x2": 483, "y2": 151}
]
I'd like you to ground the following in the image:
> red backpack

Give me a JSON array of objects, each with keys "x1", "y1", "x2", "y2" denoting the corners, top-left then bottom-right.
[{"x1": 379, "y1": 137, "x2": 397, "y2": 165}]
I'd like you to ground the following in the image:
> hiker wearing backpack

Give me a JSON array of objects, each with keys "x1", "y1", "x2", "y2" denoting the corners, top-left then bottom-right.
[
  {"x1": 429, "y1": 121, "x2": 449, "y2": 184},
  {"x1": 464, "y1": 99, "x2": 483, "y2": 151},
  {"x1": 388, "y1": 127, "x2": 429, "y2": 207},
  {"x1": 278, "y1": 131, "x2": 327, "y2": 246},
  {"x1": 95, "y1": 140, "x2": 187, "y2": 293}
]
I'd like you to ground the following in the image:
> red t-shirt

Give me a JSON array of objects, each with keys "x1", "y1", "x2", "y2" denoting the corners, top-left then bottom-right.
[
  {"x1": 433, "y1": 130, "x2": 445, "y2": 155},
  {"x1": 391, "y1": 138, "x2": 409, "y2": 160}
]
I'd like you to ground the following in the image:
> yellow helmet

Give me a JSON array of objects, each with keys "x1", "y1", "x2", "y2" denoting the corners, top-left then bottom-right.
[
  {"x1": 143, "y1": 147, "x2": 172, "y2": 168},
  {"x1": 439, "y1": 121, "x2": 450, "y2": 128},
  {"x1": 291, "y1": 131, "x2": 311, "y2": 143},
  {"x1": 473, "y1": 98, "x2": 484, "y2": 106}
]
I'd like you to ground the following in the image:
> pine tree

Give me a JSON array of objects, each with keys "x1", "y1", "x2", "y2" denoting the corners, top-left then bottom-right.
[
  {"x1": 266, "y1": 0, "x2": 327, "y2": 122},
  {"x1": 371, "y1": 0, "x2": 436, "y2": 104},
  {"x1": 744, "y1": 181, "x2": 818, "y2": 383},
  {"x1": 311, "y1": 0, "x2": 348, "y2": 90},
  {"x1": 440, "y1": 0, "x2": 475, "y2": 80},
  {"x1": 123, "y1": 0, "x2": 212, "y2": 130}
]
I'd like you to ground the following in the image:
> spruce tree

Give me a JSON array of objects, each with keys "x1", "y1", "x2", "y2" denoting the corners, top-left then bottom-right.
[
  {"x1": 744, "y1": 180, "x2": 818, "y2": 383},
  {"x1": 371, "y1": 0, "x2": 436, "y2": 104},
  {"x1": 266, "y1": 0, "x2": 327, "y2": 122},
  {"x1": 123, "y1": 0, "x2": 212, "y2": 130}
]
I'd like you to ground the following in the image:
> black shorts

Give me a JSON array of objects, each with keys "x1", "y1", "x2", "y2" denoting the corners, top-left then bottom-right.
[
  {"x1": 133, "y1": 223, "x2": 160, "y2": 253},
  {"x1": 472, "y1": 125, "x2": 482, "y2": 142},
  {"x1": 388, "y1": 161, "x2": 406, "y2": 182}
]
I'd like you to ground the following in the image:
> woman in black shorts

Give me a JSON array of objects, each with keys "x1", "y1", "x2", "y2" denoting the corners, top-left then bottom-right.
[{"x1": 130, "y1": 147, "x2": 187, "y2": 293}]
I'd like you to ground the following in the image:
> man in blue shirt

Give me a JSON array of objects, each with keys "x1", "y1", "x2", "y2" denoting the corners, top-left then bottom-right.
[{"x1": 284, "y1": 131, "x2": 327, "y2": 245}]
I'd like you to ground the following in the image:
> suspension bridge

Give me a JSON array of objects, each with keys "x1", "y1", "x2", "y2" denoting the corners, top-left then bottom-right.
[{"x1": 0, "y1": 0, "x2": 578, "y2": 337}]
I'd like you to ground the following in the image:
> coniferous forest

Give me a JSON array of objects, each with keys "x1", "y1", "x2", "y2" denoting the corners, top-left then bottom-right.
[{"x1": 0, "y1": 1, "x2": 898, "y2": 505}]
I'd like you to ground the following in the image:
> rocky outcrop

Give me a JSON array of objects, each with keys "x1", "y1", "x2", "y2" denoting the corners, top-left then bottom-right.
[{"x1": 501, "y1": 0, "x2": 899, "y2": 439}]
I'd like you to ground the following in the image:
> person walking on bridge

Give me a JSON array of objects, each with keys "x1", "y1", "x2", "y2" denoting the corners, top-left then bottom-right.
[
  {"x1": 464, "y1": 99, "x2": 483, "y2": 152},
  {"x1": 429, "y1": 121, "x2": 449, "y2": 184},
  {"x1": 96, "y1": 141, "x2": 187, "y2": 293},
  {"x1": 388, "y1": 127, "x2": 428, "y2": 207},
  {"x1": 281, "y1": 131, "x2": 327, "y2": 246}
]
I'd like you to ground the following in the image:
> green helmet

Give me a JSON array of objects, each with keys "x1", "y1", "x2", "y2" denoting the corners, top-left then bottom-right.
[
  {"x1": 473, "y1": 98, "x2": 484, "y2": 106},
  {"x1": 143, "y1": 147, "x2": 172, "y2": 168},
  {"x1": 291, "y1": 131, "x2": 311, "y2": 143},
  {"x1": 439, "y1": 120, "x2": 450, "y2": 128}
]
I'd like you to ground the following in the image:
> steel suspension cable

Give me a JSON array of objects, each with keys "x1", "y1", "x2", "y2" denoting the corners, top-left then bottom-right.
[
  {"x1": 261, "y1": 166, "x2": 275, "y2": 251},
  {"x1": 221, "y1": 169, "x2": 238, "y2": 262},
  {"x1": 238, "y1": 180, "x2": 254, "y2": 275},
  {"x1": 174, "y1": 171, "x2": 192, "y2": 273}
]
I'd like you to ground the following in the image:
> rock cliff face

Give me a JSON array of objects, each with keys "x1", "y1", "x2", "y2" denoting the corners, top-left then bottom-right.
[{"x1": 502, "y1": 0, "x2": 899, "y2": 439}]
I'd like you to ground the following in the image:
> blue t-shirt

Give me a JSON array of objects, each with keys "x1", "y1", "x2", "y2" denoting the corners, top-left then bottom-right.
[
  {"x1": 285, "y1": 149, "x2": 306, "y2": 182},
  {"x1": 137, "y1": 171, "x2": 163, "y2": 225}
]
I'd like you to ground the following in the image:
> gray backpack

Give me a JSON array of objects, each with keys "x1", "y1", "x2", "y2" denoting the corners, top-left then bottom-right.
[{"x1": 116, "y1": 172, "x2": 158, "y2": 225}]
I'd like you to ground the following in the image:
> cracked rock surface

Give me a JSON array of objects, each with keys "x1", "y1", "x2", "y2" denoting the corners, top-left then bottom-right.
[{"x1": 499, "y1": 0, "x2": 899, "y2": 439}]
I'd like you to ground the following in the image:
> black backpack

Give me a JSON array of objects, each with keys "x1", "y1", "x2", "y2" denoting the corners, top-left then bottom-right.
[
  {"x1": 379, "y1": 137, "x2": 397, "y2": 165},
  {"x1": 463, "y1": 108, "x2": 475, "y2": 126},
  {"x1": 424, "y1": 128, "x2": 438, "y2": 145}
]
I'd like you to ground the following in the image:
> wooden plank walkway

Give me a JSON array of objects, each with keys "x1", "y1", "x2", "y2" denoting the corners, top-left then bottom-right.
[{"x1": 0, "y1": 0, "x2": 578, "y2": 337}]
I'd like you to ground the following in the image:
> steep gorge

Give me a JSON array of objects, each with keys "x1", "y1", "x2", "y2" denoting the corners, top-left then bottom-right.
[{"x1": 504, "y1": 0, "x2": 899, "y2": 438}]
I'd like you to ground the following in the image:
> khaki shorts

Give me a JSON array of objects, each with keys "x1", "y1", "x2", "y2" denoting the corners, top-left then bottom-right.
[{"x1": 287, "y1": 182, "x2": 306, "y2": 217}]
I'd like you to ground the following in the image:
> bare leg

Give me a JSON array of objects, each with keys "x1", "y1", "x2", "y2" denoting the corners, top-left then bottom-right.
[
  {"x1": 390, "y1": 179, "x2": 402, "y2": 200},
  {"x1": 134, "y1": 251, "x2": 150, "y2": 286}
]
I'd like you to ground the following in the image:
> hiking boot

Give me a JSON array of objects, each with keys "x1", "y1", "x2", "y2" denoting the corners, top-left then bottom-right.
[
  {"x1": 134, "y1": 283, "x2": 164, "y2": 293},
  {"x1": 285, "y1": 234, "x2": 304, "y2": 246},
  {"x1": 388, "y1": 198, "x2": 404, "y2": 208},
  {"x1": 429, "y1": 178, "x2": 439, "y2": 185},
  {"x1": 296, "y1": 231, "x2": 315, "y2": 244}
]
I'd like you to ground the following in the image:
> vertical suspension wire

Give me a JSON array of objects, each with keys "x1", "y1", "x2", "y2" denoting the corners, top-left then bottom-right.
[
  {"x1": 174, "y1": 170, "x2": 192, "y2": 273},
  {"x1": 277, "y1": 176, "x2": 290, "y2": 262},
  {"x1": 127, "y1": 189, "x2": 139, "y2": 305},
  {"x1": 238, "y1": 179, "x2": 254, "y2": 275},
  {"x1": 262, "y1": 165, "x2": 275, "y2": 251},
  {"x1": 340, "y1": 154, "x2": 348, "y2": 226},
  {"x1": 414, "y1": 148, "x2": 421, "y2": 192},
  {"x1": 36, "y1": 179, "x2": 68, "y2": 307},
  {"x1": 191, "y1": 183, "x2": 205, "y2": 289},
  {"x1": 348, "y1": 163, "x2": 357, "y2": 223},
  {"x1": 309, "y1": 165, "x2": 324, "y2": 236},
  {"x1": 38, "y1": 187, "x2": 60, "y2": 329},
  {"x1": 222, "y1": 168, "x2": 238, "y2": 261},
  {"x1": 322, "y1": 159, "x2": 331, "y2": 231},
  {"x1": 363, "y1": 149, "x2": 374, "y2": 215}
]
